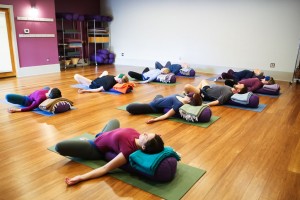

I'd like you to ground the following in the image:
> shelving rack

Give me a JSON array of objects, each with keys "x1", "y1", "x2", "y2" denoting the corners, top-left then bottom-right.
[
  {"x1": 86, "y1": 19, "x2": 110, "y2": 66},
  {"x1": 57, "y1": 18, "x2": 85, "y2": 69}
]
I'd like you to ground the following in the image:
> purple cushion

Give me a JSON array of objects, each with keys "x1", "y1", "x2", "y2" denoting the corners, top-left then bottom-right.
[
  {"x1": 177, "y1": 69, "x2": 196, "y2": 77},
  {"x1": 255, "y1": 87, "x2": 280, "y2": 95},
  {"x1": 226, "y1": 94, "x2": 259, "y2": 108},
  {"x1": 155, "y1": 73, "x2": 176, "y2": 83},
  {"x1": 51, "y1": 101, "x2": 72, "y2": 114},
  {"x1": 104, "y1": 152, "x2": 177, "y2": 182}
]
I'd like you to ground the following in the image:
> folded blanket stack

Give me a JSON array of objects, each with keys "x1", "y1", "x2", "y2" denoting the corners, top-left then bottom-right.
[
  {"x1": 263, "y1": 84, "x2": 280, "y2": 92},
  {"x1": 179, "y1": 104, "x2": 209, "y2": 122},
  {"x1": 129, "y1": 146, "x2": 181, "y2": 176},
  {"x1": 231, "y1": 92, "x2": 253, "y2": 105},
  {"x1": 179, "y1": 67, "x2": 192, "y2": 76}
]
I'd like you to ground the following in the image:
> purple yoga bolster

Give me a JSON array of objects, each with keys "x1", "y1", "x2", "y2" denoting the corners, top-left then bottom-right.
[
  {"x1": 255, "y1": 87, "x2": 280, "y2": 95},
  {"x1": 108, "y1": 58, "x2": 114, "y2": 64},
  {"x1": 104, "y1": 152, "x2": 177, "y2": 182},
  {"x1": 163, "y1": 106, "x2": 212, "y2": 123},
  {"x1": 90, "y1": 55, "x2": 104, "y2": 63},
  {"x1": 226, "y1": 94, "x2": 259, "y2": 108}
]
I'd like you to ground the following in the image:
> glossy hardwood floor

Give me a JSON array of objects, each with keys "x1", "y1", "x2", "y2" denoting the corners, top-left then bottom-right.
[{"x1": 0, "y1": 65, "x2": 299, "y2": 200}]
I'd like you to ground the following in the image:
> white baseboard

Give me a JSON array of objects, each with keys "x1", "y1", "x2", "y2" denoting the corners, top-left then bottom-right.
[
  {"x1": 115, "y1": 58, "x2": 293, "y2": 82},
  {"x1": 16, "y1": 64, "x2": 60, "y2": 77}
]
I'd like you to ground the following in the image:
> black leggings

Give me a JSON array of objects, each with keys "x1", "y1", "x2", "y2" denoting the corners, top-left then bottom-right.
[
  {"x1": 55, "y1": 119, "x2": 120, "y2": 160},
  {"x1": 128, "y1": 67, "x2": 150, "y2": 80},
  {"x1": 126, "y1": 95, "x2": 163, "y2": 114}
]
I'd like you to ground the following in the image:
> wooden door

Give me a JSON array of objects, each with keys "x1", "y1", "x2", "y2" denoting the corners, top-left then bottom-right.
[{"x1": 0, "y1": 7, "x2": 16, "y2": 78}]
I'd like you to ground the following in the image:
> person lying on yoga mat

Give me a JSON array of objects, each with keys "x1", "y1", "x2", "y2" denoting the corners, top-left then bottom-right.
[
  {"x1": 184, "y1": 80, "x2": 248, "y2": 106},
  {"x1": 224, "y1": 76, "x2": 276, "y2": 92},
  {"x1": 126, "y1": 84, "x2": 202, "y2": 123},
  {"x1": 74, "y1": 71, "x2": 129, "y2": 93},
  {"x1": 55, "y1": 119, "x2": 164, "y2": 186},
  {"x1": 128, "y1": 67, "x2": 170, "y2": 83},
  {"x1": 220, "y1": 69, "x2": 266, "y2": 82},
  {"x1": 6, "y1": 87, "x2": 62, "y2": 113},
  {"x1": 155, "y1": 61, "x2": 183, "y2": 75}
]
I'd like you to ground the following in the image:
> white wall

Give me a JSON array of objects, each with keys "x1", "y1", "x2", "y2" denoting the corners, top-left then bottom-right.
[{"x1": 101, "y1": 0, "x2": 300, "y2": 81}]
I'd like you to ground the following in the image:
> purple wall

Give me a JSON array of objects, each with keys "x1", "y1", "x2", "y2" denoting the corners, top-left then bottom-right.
[
  {"x1": 0, "y1": 0, "x2": 101, "y2": 69},
  {"x1": 0, "y1": 0, "x2": 58, "y2": 68},
  {"x1": 55, "y1": 0, "x2": 100, "y2": 15}
]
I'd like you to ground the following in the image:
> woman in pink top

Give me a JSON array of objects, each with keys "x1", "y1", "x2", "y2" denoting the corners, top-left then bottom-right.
[
  {"x1": 55, "y1": 119, "x2": 164, "y2": 186},
  {"x1": 6, "y1": 87, "x2": 61, "y2": 113}
]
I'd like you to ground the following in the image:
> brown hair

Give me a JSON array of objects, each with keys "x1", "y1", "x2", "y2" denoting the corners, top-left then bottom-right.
[
  {"x1": 267, "y1": 77, "x2": 275, "y2": 85},
  {"x1": 238, "y1": 86, "x2": 248, "y2": 94},
  {"x1": 121, "y1": 75, "x2": 129, "y2": 83},
  {"x1": 143, "y1": 134, "x2": 164, "y2": 154},
  {"x1": 189, "y1": 93, "x2": 202, "y2": 106}
]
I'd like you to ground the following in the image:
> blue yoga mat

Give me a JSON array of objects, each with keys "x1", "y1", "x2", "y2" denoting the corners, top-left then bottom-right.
[
  {"x1": 224, "y1": 103, "x2": 267, "y2": 112},
  {"x1": 71, "y1": 84, "x2": 124, "y2": 95}
]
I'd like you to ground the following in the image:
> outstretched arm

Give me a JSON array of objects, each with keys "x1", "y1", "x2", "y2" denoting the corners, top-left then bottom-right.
[
  {"x1": 99, "y1": 71, "x2": 108, "y2": 78},
  {"x1": 65, "y1": 152, "x2": 127, "y2": 186},
  {"x1": 78, "y1": 87, "x2": 104, "y2": 94},
  {"x1": 146, "y1": 109, "x2": 176, "y2": 124},
  {"x1": 183, "y1": 84, "x2": 200, "y2": 94},
  {"x1": 206, "y1": 100, "x2": 220, "y2": 106}
]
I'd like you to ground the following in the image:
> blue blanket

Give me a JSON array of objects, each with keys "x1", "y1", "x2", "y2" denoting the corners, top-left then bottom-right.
[
  {"x1": 129, "y1": 146, "x2": 181, "y2": 176},
  {"x1": 231, "y1": 92, "x2": 253, "y2": 105}
]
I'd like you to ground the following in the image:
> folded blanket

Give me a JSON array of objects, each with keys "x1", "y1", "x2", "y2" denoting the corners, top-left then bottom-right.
[
  {"x1": 129, "y1": 146, "x2": 181, "y2": 176},
  {"x1": 179, "y1": 67, "x2": 192, "y2": 76},
  {"x1": 179, "y1": 104, "x2": 209, "y2": 122},
  {"x1": 263, "y1": 84, "x2": 280, "y2": 92},
  {"x1": 113, "y1": 82, "x2": 135, "y2": 94},
  {"x1": 39, "y1": 98, "x2": 74, "y2": 113},
  {"x1": 231, "y1": 92, "x2": 253, "y2": 105}
]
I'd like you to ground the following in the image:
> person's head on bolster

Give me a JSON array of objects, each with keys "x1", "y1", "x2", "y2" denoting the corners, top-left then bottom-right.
[
  {"x1": 116, "y1": 73, "x2": 129, "y2": 83},
  {"x1": 138, "y1": 133, "x2": 164, "y2": 154}
]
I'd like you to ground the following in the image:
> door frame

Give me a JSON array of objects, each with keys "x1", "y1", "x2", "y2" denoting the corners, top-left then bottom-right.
[{"x1": 0, "y1": 5, "x2": 19, "y2": 78}]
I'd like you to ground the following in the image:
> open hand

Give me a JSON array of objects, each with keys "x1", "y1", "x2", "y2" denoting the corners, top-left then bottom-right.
[{"x1": 8, "y1": 108, "x2": 19, "y2": 113}]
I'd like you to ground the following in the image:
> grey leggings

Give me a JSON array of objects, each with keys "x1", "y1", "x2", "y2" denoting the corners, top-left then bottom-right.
[{"x1": 55, "y1": 119, "x2": 120, "y2": 160}]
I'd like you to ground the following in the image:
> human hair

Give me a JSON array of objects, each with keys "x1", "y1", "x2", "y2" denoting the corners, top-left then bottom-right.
[
  {"x1": 48, "y1": 88, "x2": 62, "y2": 99},
  {"x1": 189, "y1": 93, "x2": 202, "y2": 106},
  {"x1": 267, "y1": 77, "x2": 275, "y2": 85},
  {"x1": 121, "y1": 75, "x2": 129, "y2": 83},
  {"x1": 238, "y1": 86, "x2": 248, "y2": 94},
  {"x1": 142, "y1": 134, "x2": 164, "y2": 154}
]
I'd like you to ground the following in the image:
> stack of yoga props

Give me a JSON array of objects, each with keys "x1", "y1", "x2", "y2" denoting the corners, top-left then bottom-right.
[
  {"x1": 38, "y1": 97, "x2": 74, "y2": 114},
  {"x1": 255, "y1": 84, "x2": 280, "y2": 96},
  {"x1": 224, "y1": 93, "x2": 267, "y2": 112},
  {"x1": 90, "y1": 49, "x2": 115, "y2": 64},
  {"x1": 48, "y1": 133, "x2": 206, "y2": 200},
  {"x1": 179, "y1": 104, "x2": 210, "y2": 122}
]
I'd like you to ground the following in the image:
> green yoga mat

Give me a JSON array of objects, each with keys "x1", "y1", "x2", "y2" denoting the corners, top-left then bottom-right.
[
  {"x1": 117, "y1": 104, "x2": 220, "y2": 128},
  {"x1": 48, "y1": 133, "x2": 206, "y2": 200}
]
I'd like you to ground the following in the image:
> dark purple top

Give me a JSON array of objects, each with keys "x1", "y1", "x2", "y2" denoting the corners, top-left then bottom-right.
[
  {"x1": 94, "y1": 128, "x2": 139, "y2": 160},
  {"x1": 22, "y1": 89, "x2": 48, "y2": 111}
]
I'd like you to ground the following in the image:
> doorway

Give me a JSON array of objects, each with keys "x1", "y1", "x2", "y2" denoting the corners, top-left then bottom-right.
[{"x1": 0, "y1": 7, "x2": 16, "y2": 78}]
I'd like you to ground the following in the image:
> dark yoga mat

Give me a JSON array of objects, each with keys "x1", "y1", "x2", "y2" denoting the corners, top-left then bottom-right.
[{"x1": 48, "y1": 133, "x2": 206, "y2": 200}]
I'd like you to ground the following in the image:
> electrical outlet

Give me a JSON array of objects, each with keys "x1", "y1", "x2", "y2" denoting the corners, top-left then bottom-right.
[
  {"x1": 270, "y1": 63, "x2": 275, "y2": 68},
  {"x1": 121, "y1": 53, "x2": 124, "y2": 56}
]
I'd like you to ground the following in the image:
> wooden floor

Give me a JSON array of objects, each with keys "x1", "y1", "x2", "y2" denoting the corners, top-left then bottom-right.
[{"x1": 0, "y1": 65, "x2": 299, "y2": 200}]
